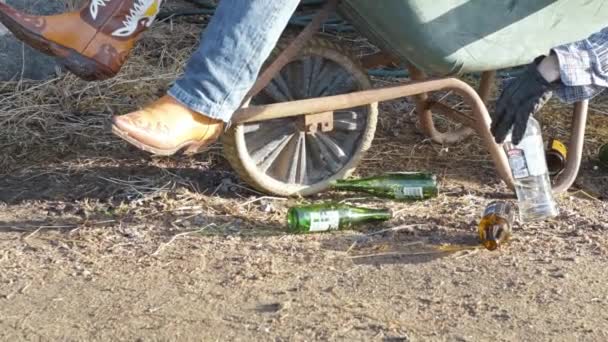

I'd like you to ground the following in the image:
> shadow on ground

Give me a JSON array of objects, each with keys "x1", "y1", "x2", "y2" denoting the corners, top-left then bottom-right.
[
  {"x1": 0, "y1": 160, "x2": 248, "y2": 205},
  {"x1": 319, "y1": 214, "x2": 481, "y2": 266}
]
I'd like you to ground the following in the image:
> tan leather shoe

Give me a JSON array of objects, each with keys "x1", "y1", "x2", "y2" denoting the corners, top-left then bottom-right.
[
  {"x1": 111, "y1": 96, "x2": 224, "y2": 156},
  {"x1": 0, "y1": 0, "x2": 162, "y2": 80}
]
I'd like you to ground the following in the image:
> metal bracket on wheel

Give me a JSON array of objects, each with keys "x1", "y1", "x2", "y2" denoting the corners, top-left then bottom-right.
[{"x1": 305, "y1": 111, "x2": 334, "y2": 133}]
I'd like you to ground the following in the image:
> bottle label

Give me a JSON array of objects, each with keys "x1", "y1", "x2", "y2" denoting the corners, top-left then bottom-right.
[
  {"x1": 386, "y1": 172, "x2": 426, "y2": 176},
  {"x1": 482, "y1": 201, "x2": 515, "y2": 225},
  {"x1": 483, "y1": 201, "x2": 512, "y2": 218},
  {"x1": 395, "y1": 187, "x2": 424, "y2": 199},
  {"x1": 508, "y1": 134, "x2": 547, "y2": 178},
  {"x1": 507, "y1": 149, "x2": 530, "y2": 179},
  {"x1": 309, "y1": 211, "x2": 340, "y2": 232}
]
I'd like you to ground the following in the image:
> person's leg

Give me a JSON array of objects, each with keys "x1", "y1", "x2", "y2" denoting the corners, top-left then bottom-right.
[{"x1": 112, "y1": 0, "x2": 300, "y2": 156}]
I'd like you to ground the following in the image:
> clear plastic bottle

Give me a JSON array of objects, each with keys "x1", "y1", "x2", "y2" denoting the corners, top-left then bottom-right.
[{"x1": 503, "y1": 117, "x2": 558, "y2": 222}]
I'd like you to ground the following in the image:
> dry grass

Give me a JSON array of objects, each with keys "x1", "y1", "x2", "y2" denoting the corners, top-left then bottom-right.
[
  {"x1": 0, "y1": 16, "x2": 206, "y2": 173},
  {"x1": 1, "y1": 7, "x2": 608, "y2": 242}
]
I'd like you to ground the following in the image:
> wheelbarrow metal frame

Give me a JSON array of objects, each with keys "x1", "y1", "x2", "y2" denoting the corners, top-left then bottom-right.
[{"x1": 232, "y1": 0, "x2": 588, "y2": 194}]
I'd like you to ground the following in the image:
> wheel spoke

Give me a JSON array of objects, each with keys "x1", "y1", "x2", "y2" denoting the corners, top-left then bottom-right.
[
  {"x1": 263, "y1": 82, "x2": 289, "y2": 102},
  {"x1": 331, "y1": 131, "x2": 360, "y2": 156},
  {"x1": 308, "y1": 56, "x2": 324, "y2": 97},
  {"x1": 316, "y1": 132, "x2": 347, "y2": 161},
  {"x1": 285, "y1": 62, "x2": 305, "y2": 99},
  {"x1": 308, "y1": 133, "x2": 341, "y2": 173},
  {"x1": 264, "y1": 72, "x2": 293, "y2": 102},
  {"x1": 243, "y1": 123, "x2": 260, "y2": 134},
  {"x1": 318, "y1": 71, "x2": 355, "y2": 97},
  {"x1": 275, "y1": 72, "x2": 294, "y2": 100},
  {"x1": 246, "y1": 119, "x2": 292, "y2": 152},
  {"x1": 296, "y1": 132, "x2": 307, "y2": 183},
  {"x1": 270, "y1": 132, "x2": 301, "y2": 183},
  {"x1": 251, "y1": 129, "x2": 293, "y2": 164},
  {"x1": 257, "y1": 133, "x2": 294, "y2": 173},
  {"x1": 287, "y1": 133, "x2": 306, "y2": 184},
  {"x1": 306, "y1": 137, "x2": 331, "y2": 182},
  {"x1": 311, "y1": 62, "x2": 342, "y2": 96},
  {"x1": 301, "y1": 58, "x2": 313, "y2": 98}
]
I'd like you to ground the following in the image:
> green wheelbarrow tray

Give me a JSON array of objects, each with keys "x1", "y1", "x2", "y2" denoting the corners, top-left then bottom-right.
[{"x1": 339, "y1": 0, "x2": 607, "y2": 75}]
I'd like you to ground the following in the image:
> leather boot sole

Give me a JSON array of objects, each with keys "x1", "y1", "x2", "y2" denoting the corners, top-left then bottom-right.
[
  {"x1": 111, "y1": 124, "x2": 213, "y2": 156},
  {"x1": 0, "y1": 8, "x2": 115, "y2": 81}
]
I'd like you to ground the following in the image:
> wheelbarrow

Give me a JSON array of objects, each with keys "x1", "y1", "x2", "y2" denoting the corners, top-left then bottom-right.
[{"x1": 220, "y1": 0, "x2": 607, "y2": 196}]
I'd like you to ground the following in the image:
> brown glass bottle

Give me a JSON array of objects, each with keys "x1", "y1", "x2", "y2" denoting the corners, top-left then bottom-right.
[
  {"x1": 545, "y1": 138, "x2": 567, "y2": 177},
  {"x1": 478, "y1": 201, "x2": 515, "y2": 251}
]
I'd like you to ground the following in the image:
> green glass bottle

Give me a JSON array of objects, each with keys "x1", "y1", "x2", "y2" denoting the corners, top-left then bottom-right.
[
  {"x1": 331, "y1": 172, "x2": 438, "y2": 201},
  {"x1": 287, "y1": 203, "x2": 392, "y2": 234}
]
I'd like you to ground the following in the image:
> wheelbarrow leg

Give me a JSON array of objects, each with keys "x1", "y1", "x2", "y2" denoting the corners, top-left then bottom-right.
[
  {"x1": 406, "y1": 64, "x2": 479, "y2": 144},
  {"x1": 477, "y1": 71, "x2": 496, "y2": 105},
  {"x1": 458, "y1": 81, "x2": 514, "y2": 190},
  {"x1": 402, "y1": 66, "x2": 513, "y2": 187},
  {"x1": 552, "y1": 101, "x2": 588, "y2": 194}
]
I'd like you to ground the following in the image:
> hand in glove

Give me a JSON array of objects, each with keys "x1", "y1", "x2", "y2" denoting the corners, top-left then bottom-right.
[{"x1": 491, "y1": 56, "x2": 558, "y2": 145}]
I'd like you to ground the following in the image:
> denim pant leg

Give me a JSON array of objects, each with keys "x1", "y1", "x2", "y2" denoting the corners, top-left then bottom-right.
[{"x1": 168, "y1": 0, "x2": 300, "y2": 123}]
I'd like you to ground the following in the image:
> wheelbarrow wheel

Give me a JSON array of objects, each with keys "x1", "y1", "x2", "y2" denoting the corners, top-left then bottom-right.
[{"x1": 222, "y1": 37, "x2": 378, "y2": 196}]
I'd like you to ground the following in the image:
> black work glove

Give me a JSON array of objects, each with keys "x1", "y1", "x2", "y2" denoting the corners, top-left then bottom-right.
[{"x1": 491, "y1": 57, "x2": 555, "y2": 145}]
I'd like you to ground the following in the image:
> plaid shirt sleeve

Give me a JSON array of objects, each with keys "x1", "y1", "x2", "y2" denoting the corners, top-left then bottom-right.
[{"x1": 552, "y1": 27, "x2": 608, "y2": 103}]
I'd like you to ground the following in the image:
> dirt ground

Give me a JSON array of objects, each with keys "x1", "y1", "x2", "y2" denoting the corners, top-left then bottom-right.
[{"x1": 3, "y1": 6, "x2": 608, "y2": 342}]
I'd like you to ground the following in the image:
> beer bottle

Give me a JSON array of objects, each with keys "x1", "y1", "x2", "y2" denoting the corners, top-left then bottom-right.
[
  {"x1": 287, "y1": 203, "x2": 392, "y2": 233},
  {"x1": 545, "y1": 138, "x2": 567, "y2": 177},
  {"x1": 331, "y1": 172, "x2": 438, "y2": 201},
  {"x1": 478, "y1": 201, "x2": 514, "y2": 251}
]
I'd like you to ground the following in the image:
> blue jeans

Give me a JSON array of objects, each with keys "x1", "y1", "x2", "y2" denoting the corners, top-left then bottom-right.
[{"x1": 168, "y1": 0, "x2": 300, "y2": 123}]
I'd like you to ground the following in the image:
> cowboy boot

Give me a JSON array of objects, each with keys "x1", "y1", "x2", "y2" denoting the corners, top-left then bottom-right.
[
  {"x1": 0, "y1": 0, "x2": 162, "y2": 80},
  {"x1": 111, "y1": 96, "x2": 224, "y2": 156}
]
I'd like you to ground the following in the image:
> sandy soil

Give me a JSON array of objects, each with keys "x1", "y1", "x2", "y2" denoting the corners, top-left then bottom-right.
[{"x1": 2, "y1": 5, "x2": 608, "y2": 341}]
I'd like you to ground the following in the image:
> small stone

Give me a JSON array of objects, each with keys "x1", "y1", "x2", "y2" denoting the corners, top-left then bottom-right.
[
  {"x1": 192, "y1": 215, "x2": 207, "y2": 225},
  {"x1": 256, "y1": 302, "x2": 283, "y2": 313},
  {"x1": 562, "y1": 256, "x2": 579, "y2": 264},
  {"x1": 260, "y1": 203, "x2": 274, "y2": 213},
  {"x1": 220, "y1": 177, "x2": 238, "y2": 193},
  {"x1": 550, "y1": 272, "x2": 568, "y2": 279},
  {"x1": 181, "y1": 220, "x2": 194, "y2": 228}
]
